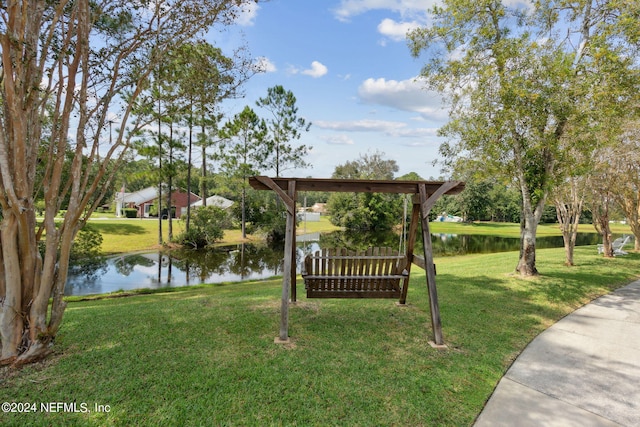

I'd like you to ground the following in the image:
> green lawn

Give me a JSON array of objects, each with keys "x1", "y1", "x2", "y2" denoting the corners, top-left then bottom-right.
[
  {"x1": 428, "y1": 220, "x2": 630, "y2": 237},
  {"x1": 90, "y1": 216, "x2": 625, "y2": 255},
  {"x1": 2, "y1": 246, "x2": 638, "y2": 426},
  {"x1": 89, "y1": 216, "x2": 342, "y2": 254}
]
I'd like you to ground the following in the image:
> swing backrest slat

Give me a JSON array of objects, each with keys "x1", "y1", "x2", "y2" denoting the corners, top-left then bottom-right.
[{"x1": 303, "y1": 247, "x2": 408, "y2": 299}]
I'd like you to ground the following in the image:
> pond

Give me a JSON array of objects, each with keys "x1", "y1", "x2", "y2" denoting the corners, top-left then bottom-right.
[{"x1": 65, "y1": 230, "x2": 605, "y2": 296}]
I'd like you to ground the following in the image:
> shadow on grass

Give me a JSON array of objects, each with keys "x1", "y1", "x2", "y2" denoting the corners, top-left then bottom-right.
[
  {"x1": 537, "y1": 250, "x2": 638, "y2": 294},
  {"x1": 89, "y1": 222, "x2": 147, "y2": 236},
  {"x1": 435, "y1": 273, "x2": 550, "y2": 346}
]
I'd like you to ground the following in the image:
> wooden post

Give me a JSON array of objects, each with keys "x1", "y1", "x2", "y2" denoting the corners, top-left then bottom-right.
[
  {"x1": 275, "y1": 179, "x2": 296, "y2": 343},
  {"x1": 290, "y1": 195, "x2": 297, "y2": 303},
  {"x1": 399, "y1": 200, "x2": 421, "y2": 304},
  {"x1": 418, "y1": 183, "x2": 445, "y2": 347}
]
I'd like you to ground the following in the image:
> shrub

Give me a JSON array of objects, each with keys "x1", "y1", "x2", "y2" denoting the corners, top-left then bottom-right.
[
  {"x1": 70, "y1": 226, "x2": 103, "y2": 261},
  {"x1": 177, "y1": 206, "x2": 228, "y2": 249},
  {"x1": 123, "y1": 208, "x2": 138, "y2": 218},
  {"x1": 328, "y1": 192, "x2": 400, "y2": 230}
]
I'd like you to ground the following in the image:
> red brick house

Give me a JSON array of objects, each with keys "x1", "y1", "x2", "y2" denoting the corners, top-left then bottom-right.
[{"x1": 116, "y1": 186, "x2": 201, "y2": 218}]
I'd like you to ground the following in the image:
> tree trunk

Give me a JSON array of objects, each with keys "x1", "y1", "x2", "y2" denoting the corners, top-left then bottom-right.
[
  {"x1": 158, "y1": 116, "x2": 163, "y2": 245},
  {"x1": 517, "y1": 212, "x2": 539, "y2": 276},
  {"x1": 241, "y1": 185, "x2": 246, "y2": 239},
  {"x1": 592, "y1": 190, "x2": 614, "y2": 258},
  {"x1": 0, "y1": 234, "x2": 5, "y2": 311},
  {"x1": 186, "y1": 105, "x2": 194, "y2": 233},
  {"x1": 0, "y1": 215, "x2": 23, "y2": 363},
  {"x1": 514, "y1": 145, "x2": 547, "y2": 276},
  {"x1": 615, "y1": 194, "x2": 640, "y2": 252},
  {"x1": 200, "y1": 120, "x2": 208, "y2": 207},
  {"x1": 167, "y1": 124, "x2": 174, "y2": 242},
  {"x1": 554, "y1": 178, "x2": 585, "y2": 266},
  {"x1": 595, "y1": 214, "x2": 614, "y2": 258}
]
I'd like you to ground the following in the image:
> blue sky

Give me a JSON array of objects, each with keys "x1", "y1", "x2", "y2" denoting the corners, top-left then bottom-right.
[{"x1": 212, "y1": 0, "x2": 448, "y2": 179}]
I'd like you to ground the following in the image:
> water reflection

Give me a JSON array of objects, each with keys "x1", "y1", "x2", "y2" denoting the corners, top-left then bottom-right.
[
  {"x1": 306, "y1": 230, "x2": 601, "y2": 256},
  {"x1": 66, "y1": 230, "x2": 603, "y2": 296},
  {"x1": 65, "y1": 244, "x2": 287, "y2": 297},
  {"x1": 430, "y1": 232, "x2": 601, "y2": 256}
]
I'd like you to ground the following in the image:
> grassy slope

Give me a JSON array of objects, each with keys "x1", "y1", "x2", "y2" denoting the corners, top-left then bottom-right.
[{"x1": 2, "y1": 246, "x2": 638, "y2": 426}]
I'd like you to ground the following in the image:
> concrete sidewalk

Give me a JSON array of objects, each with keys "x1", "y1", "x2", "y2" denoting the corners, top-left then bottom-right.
[{"x1": 474, "y1": 280, "x2": 640, "y2": 427}]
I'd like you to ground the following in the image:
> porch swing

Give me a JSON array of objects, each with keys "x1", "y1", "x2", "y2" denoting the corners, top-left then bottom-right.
[
  {"x1": 302, "y1": 246, "x2": 409, "y2": 299},
  {"x1": 248, "y1": 176, "x2": 465, "y2": 346},
  {"x1": 302, "y1": 195, "x2": 411, "y2": 299}
]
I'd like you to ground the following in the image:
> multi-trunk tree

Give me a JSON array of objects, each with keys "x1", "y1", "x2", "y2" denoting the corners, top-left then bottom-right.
[
  {"x1": 408, "y1": 0, "x2": 640, "y2": 275},
  {"x1": 610, "y1": 121, "x2": 640, "y2": 252},
  {"x1": 590, "y1": 120, "x2": 640, "y2": 255},
  {"x1": 0, "y1": 0, "x2": 259, "y2": 366}
]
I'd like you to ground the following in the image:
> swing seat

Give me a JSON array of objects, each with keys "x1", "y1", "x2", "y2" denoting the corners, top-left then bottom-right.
[{"x1": 303, "y1": 247, "x2": 408, "y2": 299}]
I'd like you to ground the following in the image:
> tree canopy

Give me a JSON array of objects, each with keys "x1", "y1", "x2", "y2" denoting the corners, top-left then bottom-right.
[
  {"x1": 408, "y1": 0, "x2": 640, "y2": 275},
  {"x1": 256, "y1": 85, "x2": 311, "y2": 177},
  {"x1": 219, "y1": 106, "x2": 268, "y2": 238},
  {"x1": 328, "y1": 152, "x2": 402, "y2": 230}
]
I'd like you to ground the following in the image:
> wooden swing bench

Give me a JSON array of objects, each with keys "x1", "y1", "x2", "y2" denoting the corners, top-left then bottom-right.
[{"x1": 302, "y1": 247, "x2": 409, "y2": 299}]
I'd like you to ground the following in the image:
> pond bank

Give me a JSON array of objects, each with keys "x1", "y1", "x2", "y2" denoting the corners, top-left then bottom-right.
[
  {"x1": 66, "y1": 229, "x2": 626, "y2": 297},
  {"x1": 90, "y1": 217, "x2": 630, "y2": 256}
]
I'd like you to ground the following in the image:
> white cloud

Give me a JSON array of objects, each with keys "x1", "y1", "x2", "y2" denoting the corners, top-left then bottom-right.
[
  {"x1": 315, "y1": 119, "x2": 407, "y2": 133},
  {"x1": 315, "y1": 119, "x2": 437, "y2": 139},
  {"x1": 234, "y1": 2, "x2": 260, "y2": 26},
  {"x1": 301, "y1": 61, "x2": 328, "y2": 78},
  {"x1": 254, "y1": 56, "x2": 277, "y2": 73},
  {"x1": 377, "y1": 18, "x2": 421, "y2": 41},
  {"x1": 357, "y1": 77, "x2": 447, "y2": 121},
  {"x1": 395, "y1": 127, "x2": 439, "y2": 138},
  {"x1": 333, "y1": 0, "x2": 435, "y2": 22},
  {"x1": 321, "y1": 134, "x2": 355, "y2": 145}
]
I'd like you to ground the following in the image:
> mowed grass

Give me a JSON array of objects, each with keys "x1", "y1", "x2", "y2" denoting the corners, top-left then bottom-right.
[
  {"x1": 89, "y1": 216, "x2": 341, "y2": 254},
  {"x1": 2, "y1": 246, "x2": 638, "y2": 426},
  {"x1": 428, "y1": 220, "x2": 630, "y2": 237},
  {"x1": 87, "y1": 219, "x2": 252, "y2": 254},
  {"x1": 91, "y1": 217, "x2": 621, "y2": 255}
]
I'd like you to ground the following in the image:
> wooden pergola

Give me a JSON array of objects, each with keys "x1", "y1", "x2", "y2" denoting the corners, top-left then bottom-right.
[{"x1": 249, "y1": 176, "x2": 465, "y2": 346}]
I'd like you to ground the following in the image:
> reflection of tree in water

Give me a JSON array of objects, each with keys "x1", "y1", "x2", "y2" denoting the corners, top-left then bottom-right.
[
  {"x1": 67, "y1": 258, "x2": 108, "y2": 293},
  {"x1": 169, "y1": 244, "x2": 287, "y2": 282},
  {"x1": 171, "y1": 249, "x2": 231, "y2": 283},
  {"x1": 113, "y1": 254, "x2": 155, "y2": 276},
  {"x1": 227, "y1": 243, "x2": 285, "y2": 278},
  {"x1": 311, "y1": 229, "x2": 598, "y2": 257},
  {"x1": 68, "y1": 257, "x2": 108, "y2": 280}
]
